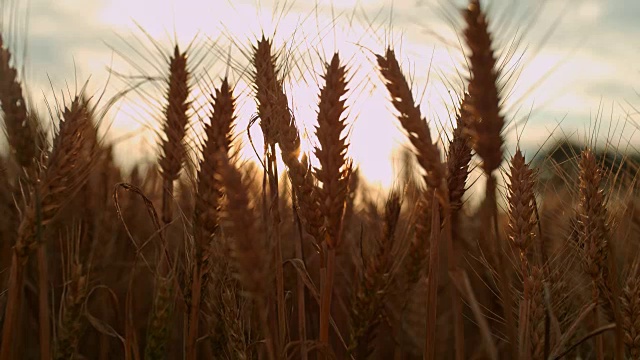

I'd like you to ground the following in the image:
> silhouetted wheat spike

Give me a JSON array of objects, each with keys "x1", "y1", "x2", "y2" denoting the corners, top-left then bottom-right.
[
  {"x1": 147, "y1": 47, "x2": 190, "y2": 356},
  {"x1": 0, "y1": 34, "x2": 37, "y2": 169},
  {"x1": 447, "y1": 95, "x2": 472, "y2": 216},
  {"x1": 188, "y1": 78, "x2": 236, "y2": 360},
  {"x1": 314, "y1": 53, "x2": 351, "y2": 250},
  {"x1": 462, "y1": 1, "x2": 516, "y2": 356},
  {"x1": 376, "y1": 47, "x2": 453, "y2": 360},
  {"x1": 253, "y1": 36, "x2": 288, "y2": 146},
  {"x1": 218, "y1": 153, "x2": 275, "y2": 360},
  {"x1": 446, "y1": 95, "x2": 473, "y2": 358},
  {"x1": 54, "y1": 232, "x2": 88, "y2": 360},
  {"x1": 145, "y1": 274, "x2": 175, "y2": 360},
  {"x1": 529, "y1": 265, "x2": 546, "y2": 360},
  {"x1": 406, "y1": 193, "x2": 432, "y2": 288},
  {"x1": 578, "y1": 149, "x2": 609, "y2": 293},
  {"x1": 313, "y1": 53, "x2": 352, "y2": 350},
  {"x1": 269, "y1": 58, "x2": 324, "y2": 246},
  {"x1": 506, "y1": 148, "x2": 538, "y2": 358},
  {"x1": 621, "y1": 263, "x2": 640, "y2": 358},
  {"x1": 376, "y1": 48, "x2": 446, "y2": 195},
  {"x1": 507, "y1": 148, "x2": 537, "y2": 267},
  {"x1": 577, "y1": 148, "x2": 612, "y2": 359},
  {"x1": 1, "y1": 97, "x2": 91, "y2": 360},
  {"x1": 252, "y1": 36, "x2": 288, "y2": 350},
  {"x1": 159, "y1": 45, "x2": 191, "y2": 226},
  {"x1": 349, "y1": 190, "x2": 401, "y2": 358},
  {"x1": 462, "y1": 0, "x2": 504, "y2": 175},
  {"x1": 0, "y1": 157, "x2": 16, "y2": 262},
  {"x1": 193, "y1": 77, "x2": 235, "y2": 288},
  {"x1": 15, "y1": 99, "x2": 91, "y2": 255},
  {"x1": 274, "y1": 85, "x2": 324, "y2": 246},
  {"x1": 146, "y1": 47, "x2": 190, "y2": 358}
]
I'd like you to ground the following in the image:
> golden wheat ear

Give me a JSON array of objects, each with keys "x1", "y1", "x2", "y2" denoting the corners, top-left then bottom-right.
[
  {"x1": 251, "y1": 38, "x2": 324, "y2": 248},
  {"x1": 193, "y1": 77, "x2": 236, "y2": 284},
  {"x1": 348, "y1": 190, "x2": 402, "y2": 358},
  {"x1": 250, "y1": 35, "x2": 290, "y2": 352},
  {"x1": 144, "y1": 46, "x2": 191, "y2": 356},
  {"x1": 376, "y1": 47, "x2": 454, "y2": 360},
  {"x1": 621, "y1": 262, "x2": 640, "y2": 358},
  {"x1": 376, "y1": 48, "x2": 446, "y2": 194},
  {"x1": 462, "y1": 0, "x2": 505, "y2": 175},
  {"x1": 312, "y1": 53, "x2": 352, "y2": 350},
  {"x1": 461, "y1": 1, "x2": 517, "y2": 356},
  {"x1": 506, "y1": 148, "x2": 538, "y2": 358},
  {"x1": 217, "y1": 153, "x2": 275, "y2": 360},
  {"x1": 1, "y1": 95, "x2": 93, "y2": 359},
  {"x1": 576, "y1": 148, "x2": 612, "y2": 356},
  {"x1": 158, "y1": 45, "x2": 191, "y2": 226},
  {"x1": 187, "y1": 77, "x2": 236, "y2": 360},
  {"x1": 0, "y1": 34, "x2": 39, "y2": 169},
  {"x1": 507, "y1": 148, "x2": 537, "y2": 266},
  {"x1": 54, "y1": 229, "x2": 89, "y2": 360},
  {"x1": 447, "y1": 95, "x2": 473, "y2": 215},
  {"x1": 252, "y1": 36, "x2": 289, "y2": 147},
  {"x1": 313, "y1": 52, "x2": 351, "y2": 250}
]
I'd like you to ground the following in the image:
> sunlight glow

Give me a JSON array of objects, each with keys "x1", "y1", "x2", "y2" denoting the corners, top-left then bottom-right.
[{"x1": 14, "y1": 0, "x2": 640, "y2": 191}]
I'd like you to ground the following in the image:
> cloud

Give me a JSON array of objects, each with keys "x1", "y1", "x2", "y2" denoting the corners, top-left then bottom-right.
[{"x1": 3, "y1": 0, "x2": 639, "y2": 186}]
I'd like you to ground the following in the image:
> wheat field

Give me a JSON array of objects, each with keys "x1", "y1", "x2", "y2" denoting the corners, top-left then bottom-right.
[{"x1": 1, "y1": 0, "x2": 640, "y2": 359}]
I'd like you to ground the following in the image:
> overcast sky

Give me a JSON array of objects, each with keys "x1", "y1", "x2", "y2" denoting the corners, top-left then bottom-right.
[{"x1": 3, "y1": 0, "x2": 640, "y2": 188}]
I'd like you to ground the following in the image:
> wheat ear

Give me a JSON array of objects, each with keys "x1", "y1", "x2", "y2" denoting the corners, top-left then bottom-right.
[
  {"x1": 376, "y1": 48, "x2": 446, "y2": 194},
  {"x1": 506, "y1": 148, "x2": 538, "y2": 358},
  {"x1": 54, "y1": 230, "x2": 89, "y2": 360},
  {"x1": 348, "y1": 190, "x2": 401, "y2": 358},
  {"x1": 447, "y1": 94, "x2": 473, "y2": 217},
  {"x1": 621, "y1": 262, "x2": 640, "y2": 358},
  {"x1": 376, "y1": 48, "x2": 453, "y2": 360},
  {"x1": 188, "y1": 78, "x2": 236, "y2": 360},
  {"x1": 1, "y1": 97, "x2": 91, "y2": 360},
  {"x1": 158, "y1": 45, "x2": 191, "y2": 227},
  {"x1": 462, "y1": 1, "x2": 515, "y2": 356},
  {"x1": 462, "y1": 0, "x2": 504, "y2": 175},
  {"x1": 218, "y1": 153, "x2": 275, "y2": 360},
  {"x1": 446, "y1": 94, "x2": 473, "y2": 359},
  {"x1": 577, "y1": 148, "x2": 611, "y2": 359},
  {"x1": 0, "y1": 34, "x2": 37, "y2": 169},
  {"x1": 313, "y1": 53, "x2": 351, "y2": 349},
  {"x1": 251, "y1": 36, "x2": 288, "y2": 350}
]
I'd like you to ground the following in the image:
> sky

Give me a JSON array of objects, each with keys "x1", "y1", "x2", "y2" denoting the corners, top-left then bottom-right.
[{"x1": 3, "y1": 0, "x2": 640, "y2": 190}]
